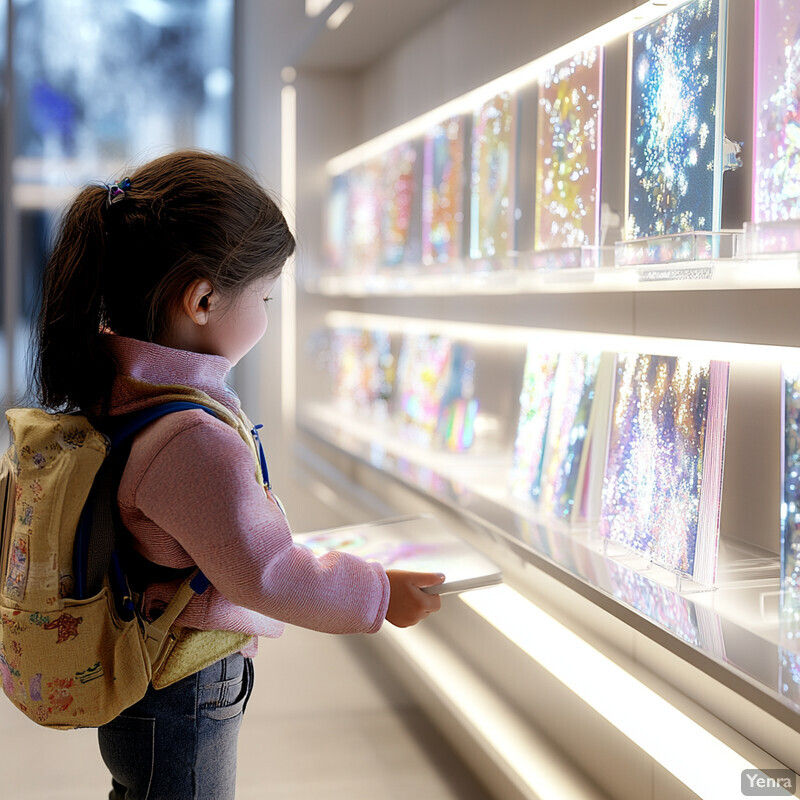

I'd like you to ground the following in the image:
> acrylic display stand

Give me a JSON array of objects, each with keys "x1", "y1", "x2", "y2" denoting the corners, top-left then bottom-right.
[
  {"x1": 745, "y1": 219, "x2": 800, "y2": 257},
  {"x1": 600, "y1": 536, "x2": 718, "y2": 595},
  {"x1": 615, "y1": 230, "x2": 744, "y2": 267}
]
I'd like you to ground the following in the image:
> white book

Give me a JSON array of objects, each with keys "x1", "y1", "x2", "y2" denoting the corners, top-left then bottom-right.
[{"x1": 294, "y1": 514, "x2": 502, "y2": 595}]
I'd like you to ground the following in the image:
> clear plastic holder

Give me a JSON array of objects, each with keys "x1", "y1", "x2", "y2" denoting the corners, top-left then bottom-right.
[
  {"x1": 744, "y1": 219, "x2": 800, "y2": 257},
  {"x1": 600, "y1": 535, "x2": 716, "y2": 595},
  {"x1": 527, "y1": 245, "x2": 615, "y2": 271},
  {"x1": 614, "y1": 229, "x2": 744, "y2": 268}
]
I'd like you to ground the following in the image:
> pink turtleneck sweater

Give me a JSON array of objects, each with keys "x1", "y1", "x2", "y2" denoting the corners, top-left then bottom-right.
[{"x1": 105, "y1": 335, "x2": 390, "y2": 655}]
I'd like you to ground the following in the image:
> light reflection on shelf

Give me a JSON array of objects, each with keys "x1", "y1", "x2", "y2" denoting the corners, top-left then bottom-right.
[
  {"x1": 303, "y1": 254, "x2": 800, "y2": 297},
  {"x1": 299, "y1": 401, "x2": 800, "y2": 716},
  {"x1": 322, "y1": 311, "x2": 800, "y2": 364}
]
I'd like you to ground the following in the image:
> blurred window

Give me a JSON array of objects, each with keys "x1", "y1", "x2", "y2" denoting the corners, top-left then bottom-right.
[{"x1": 1, "y1": 0, "x2": 234, "y2": 411}]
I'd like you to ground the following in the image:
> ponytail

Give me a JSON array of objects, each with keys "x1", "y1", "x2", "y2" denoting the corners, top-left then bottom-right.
[
  {"x1": 35, "y1": 186, "x2": 116, "y2": 414},
  {"x1": 33, "y1": 149, "x2": 295, "y2": 414}
]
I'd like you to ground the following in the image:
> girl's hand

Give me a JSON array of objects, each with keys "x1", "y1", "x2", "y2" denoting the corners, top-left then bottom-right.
[{"x1": 385, "y1": 570, "x2": 445, "y2": 627}]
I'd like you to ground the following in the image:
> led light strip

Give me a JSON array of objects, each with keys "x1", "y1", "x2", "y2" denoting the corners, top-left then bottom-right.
[
  {"x1": 326, "y1": 0, "x2": 687, "y2": 175},
  {"x1": 382, "y1": 622, "x2": 608, "y2": 800},
  {"x1": 323, "y1": 309, "x2": 800, "y2": 364},
  {"x1": 461, "y1": 584, "x2": 761, "y2": 800}
]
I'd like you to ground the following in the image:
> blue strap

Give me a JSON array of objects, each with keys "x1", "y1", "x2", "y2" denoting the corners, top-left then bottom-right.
[
  {"x1": 112, "y1": 401, "x2": 218, "y2": 447},
  {"x1": 115, "y1": 402, "x2": 215, "y2": 596},
  {"x1": 77, "y1": 402, "x2": 218, "y2": 602},
  {"x1": 251, "y1": 423, "x2": 271, "y2": 487}
]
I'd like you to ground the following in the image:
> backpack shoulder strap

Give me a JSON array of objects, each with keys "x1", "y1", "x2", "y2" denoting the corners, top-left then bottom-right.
[
  {"x1": 76, "y1": 402, "x2": 217, "y2": 601},
  {"x1": 110, "y1": 401, "x2": 219, "y2": 446}
]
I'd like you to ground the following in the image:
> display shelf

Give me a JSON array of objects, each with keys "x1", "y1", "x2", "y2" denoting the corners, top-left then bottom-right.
[
  {"x1": 293, "y1": 0, "x2": 800, "y2": 775},
  {"x1": 298, "y1": 400, "x2": 800, "y2": 727},
  {"x1": 302, "y1": 253, "x2": 800, "y2": 297}
]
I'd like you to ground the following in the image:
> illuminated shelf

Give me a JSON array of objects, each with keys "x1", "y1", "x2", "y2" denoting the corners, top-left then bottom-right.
[
  {"x1": 298, "y1": 400, "x2": 800, "y2": 728},
  {"x1": 303, "y1": 254, "x2": 800, "y2": 297}
]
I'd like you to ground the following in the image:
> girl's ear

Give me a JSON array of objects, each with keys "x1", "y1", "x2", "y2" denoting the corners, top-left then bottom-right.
[{"x1": 183, "y1": 278, "x2": 215, "y2": 325}]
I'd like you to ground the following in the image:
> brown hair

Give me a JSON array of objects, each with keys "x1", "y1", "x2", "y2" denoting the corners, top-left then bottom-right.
[{"x1": 34, "y1": 150, "x2": 295, "y2": 413}]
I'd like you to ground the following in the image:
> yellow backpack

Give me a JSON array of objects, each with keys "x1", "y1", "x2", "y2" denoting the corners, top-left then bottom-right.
[{"x1": 0, "y1": 401, "x2": 249, "y2": 729}]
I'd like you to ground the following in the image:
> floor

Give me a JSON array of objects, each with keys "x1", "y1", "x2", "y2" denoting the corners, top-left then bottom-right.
[{"x1": 0, "y1": 624, "x2": 493, "y2": 799}]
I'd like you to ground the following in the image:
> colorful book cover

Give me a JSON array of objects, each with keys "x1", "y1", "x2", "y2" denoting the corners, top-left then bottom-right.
[
  {"x1": 470, "y1": 91, "x2": 517, "y2": 259},
  {"x1": 325, "y1": 171, "x2": 350, "y2": 272},
  {"x1": 625, "y1": 0, "x2": 727, "y2": 239},
  {"x1": 330, "y1": 328, "x2": 394, "y2": 416},
  {"x1": 535, "y1": 47, "x2": 604, "y2": 251},
  {"x1": 600, "y1": 354, "x2": 729, "y2": 585},
  {"x1": 295, "y1": 515, "x2": 502, "y2": 595},
  {"x1": 348, "y1": 158, "x2": 383, "y2": 272},
  {"x1": 537, "y1": 351, "x2": 604, "y2": 521},
  {"x1": 753, "y1": 0, "x2": 800, "y2": 225},
  {"x1": 394, "y1": 333, "x2": 453, "y2": 447},
  {"x1": 436, "y1": 344, "x2": 478, "y2": 452},
  {"x1": 781, "y1": 365, "x2": 800, "y2": 706},
  {"x1": 782, "y1": 366, "x2": 800, "y2": 599},
  {"x1": 511, "y1": 347, "x2": 559, "y2": 499},
  {"x1": 380, "y1": 142, "x2": 418, "y2": 266},
  {"x1": 423, "y1": 116, "x2": 465, "y2": 265}
]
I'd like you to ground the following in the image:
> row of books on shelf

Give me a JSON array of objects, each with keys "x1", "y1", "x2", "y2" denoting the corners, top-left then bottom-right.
[
  {"x1": 321, "y1": 325, "x2": 800, "y2": 600},
  {"x1": 324, "y1": 0, "x2": 800, "y2": 275}
]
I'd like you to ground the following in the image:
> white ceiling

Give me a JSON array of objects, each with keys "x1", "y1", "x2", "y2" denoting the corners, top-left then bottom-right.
[{"x1": 291, "y1": 0, "x2": 457, "y2": 71}]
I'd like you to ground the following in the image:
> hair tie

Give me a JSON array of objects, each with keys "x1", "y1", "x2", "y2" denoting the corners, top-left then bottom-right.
[{"x1": 105, "y1": 177, "x2": 132, "y2": 207}]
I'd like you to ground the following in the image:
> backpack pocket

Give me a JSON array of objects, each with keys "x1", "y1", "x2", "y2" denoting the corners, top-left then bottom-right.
[{"x1": 0, "y1": 585, "x2": 151, "y2": 729}]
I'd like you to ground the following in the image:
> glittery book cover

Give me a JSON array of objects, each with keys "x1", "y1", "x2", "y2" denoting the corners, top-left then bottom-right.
[
  {"x1": 423, "y1": 116, "x2": 465, "y2": 265},
  {"x1": 511, "y1": 348, "x2": 559, "y2": 499},
  {"x1": 470, "y1": 92, "x2": 517, "y2": 259},
  {"x1": 535, "y1": 47, "x2": 604, "y2": 251},
  {"x1": 295, "y1": 515, "x2": 502, "y2": 595},
  {"x1": 625, "y1": 0, "x2": 728, "y2": 239},
  {"x1": 436, "y1": 344, "x2": 478, "y2": 452},
  {"x1": 394, "y1": 334, "x2": 477, "y2": 450},
  {"x1": 325, "y1": 172, "x2": 350, "y2": 272},
  {"x1": 380, "y1": 142, "x2": 418, "y2": 266},
  {"x1": 781, "y1": 365, "x2": 800, "y2": 704},
  {"x1": 348, "y1": 159, "x2": 383, "y2": 272},
  {"x1": 753, "y1": 0, "x2": 800, "y2": 226},
  {"x1": 600, "y1": 354, "x2": 729, "y2": 585},
  {"x1": 330, "y1": 328, "x2": 394, "y2": 416},
  {"x1": 537, "y1": 351, "x2": 614, "y2": 523}
]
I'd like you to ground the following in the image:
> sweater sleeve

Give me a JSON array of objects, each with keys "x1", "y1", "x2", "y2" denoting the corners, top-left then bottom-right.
[{"x1": 123, "y1": 414, "x2": 390, "y2": 635}]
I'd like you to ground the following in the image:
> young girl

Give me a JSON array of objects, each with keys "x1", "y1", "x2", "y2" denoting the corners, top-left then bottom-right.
[{"x1": 34, "y1": 150, "x2": 444, "y2": 800}]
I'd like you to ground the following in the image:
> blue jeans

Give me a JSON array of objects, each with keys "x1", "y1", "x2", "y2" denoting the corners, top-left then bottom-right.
[{"x1": 98, "y1": 654, "x2": 255, "y2": 800}]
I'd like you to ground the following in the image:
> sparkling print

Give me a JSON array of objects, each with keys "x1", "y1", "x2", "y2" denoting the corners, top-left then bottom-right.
[
  {"x1": 535, "y1": 47, "x2": 604, "y2": 250},
  {"x1": 329, "y1": 328, "x2": 394, "y2": 414},
  {"x1": 423, "y1": 117, "x2": 465, "y2": 265},
  {"x1": 600, "y1": 354, "x2": 728, "y2": 581},
  {"x1": 781, "y1": 365, "x2": 800, "y2": 703},
  {"x1": 626, "y1": 0, "x2": 724, "y2": 239},
  {"x1": 511, "y1": 348, "x2": 559, "y2": 499},
  {"x1": 437, "y1": 346, "x2": 478, "y2": 452},
  {"x1": 348, "y1": 159, "x2": 383, "y2": 272},
  {"x1": 395, "y1": 334, "x2": 453, "y2": 446},
  {"x1": 538, "y1": 351, "x2": 602, "y2": 519},
  {"x1": 470, "y1": 92, "x2": 517, "y2": 258},
  {"x1": 753, "y1": 0, "x2": 800, "y2": 224},
  {"x1": 325, "y1": 172, "x2": 350, "y2": 272},
  {"x1": 380, "y1": 142, "x2": 417, "y2": 266}
]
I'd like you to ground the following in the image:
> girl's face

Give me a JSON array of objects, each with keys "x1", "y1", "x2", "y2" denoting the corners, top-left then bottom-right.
[{"x1": 206, "y1": 276, "x2": 279, "y2": 366}]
